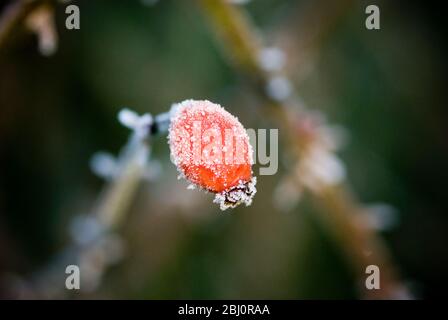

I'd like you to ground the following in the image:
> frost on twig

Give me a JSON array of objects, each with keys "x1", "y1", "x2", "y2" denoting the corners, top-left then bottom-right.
[
  {"x1": 90, "y1": 152, "x2": 117, "y2": 180},
  {"x1": 273, "y1": 176, "x2": 303, "y2": 213},
  {"x1": 364, "y1": 203, "x2": 399, "y2": 231},
  {"x1": 72, "y1": 108, "x2": 156, "y2": 292},
  {"x1": 90, "y1": 150, "x2": 161, "y2": 182},
  {"x1": 59, "y1": 108, "x2": 155, "y2": 295},
  {"x1": 118, "y1": 108, "x2": 153, "y2": 139},
  {"x1": 89, "y1": 108, "x2": 154, "y2": 181},
  {"x1": 265, "y1": 76, "x2": 292, "y2": 102},
  {"x1": 258, "y1": 47, "x2": 285, "y2": 72},
  {"x1": 297, "y1": 147, "x2": 346, "y2": 192},
  {"x1": 69, "y1": 214, "x2": 104, "y2": 246}
]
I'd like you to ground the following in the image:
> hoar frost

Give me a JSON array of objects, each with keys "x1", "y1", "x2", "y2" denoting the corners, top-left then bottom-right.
[{"x1": 168, "y1": 100, "x2": 257, "y2": 210}]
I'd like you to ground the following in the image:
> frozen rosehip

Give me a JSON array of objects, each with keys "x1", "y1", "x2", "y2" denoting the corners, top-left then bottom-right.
[{"x1": 168, "y1": 99, "x2": 256, "y2": 210}]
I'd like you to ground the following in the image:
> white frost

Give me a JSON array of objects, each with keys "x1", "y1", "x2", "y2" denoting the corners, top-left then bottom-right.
[{"x1": 213, "y1": 177, "x2": 257, "y2": 211}]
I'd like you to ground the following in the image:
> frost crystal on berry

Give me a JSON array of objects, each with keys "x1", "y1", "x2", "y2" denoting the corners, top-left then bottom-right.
[{"x1": 168, "y1": 99, "x2": 257, "y2": 210}]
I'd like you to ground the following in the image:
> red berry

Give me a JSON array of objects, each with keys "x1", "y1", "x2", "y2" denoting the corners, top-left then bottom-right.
[{"x1": 168, "y1": 100, "x2": 256, "y2": 210}]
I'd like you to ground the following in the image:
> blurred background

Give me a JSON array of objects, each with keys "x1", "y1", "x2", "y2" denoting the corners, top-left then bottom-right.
[{"x1": 0, "y1": 0, "x2": 447, "y2": 299}]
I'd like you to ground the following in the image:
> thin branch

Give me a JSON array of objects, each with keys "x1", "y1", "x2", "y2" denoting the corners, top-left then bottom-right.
[
  {"x1": 10, "y1": 111, "x2": 170, "y2": 298},
  {"x1": 198, "y1": 0, "x2": 409, "y2": 299},
  {"x1": 94, "y1": 134, "x2": 150, "y2": 229},
  {"x1": 0, "y1": 0, "x2": 44, "y2": 50}
]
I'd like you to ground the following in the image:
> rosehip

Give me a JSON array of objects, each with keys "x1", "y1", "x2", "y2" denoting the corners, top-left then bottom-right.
[{"x1": 168, "y1": 100, "x2": 256, "y2": 210}]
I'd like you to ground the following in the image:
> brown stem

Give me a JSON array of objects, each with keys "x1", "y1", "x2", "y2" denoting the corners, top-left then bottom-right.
[
  {"x1": 198, "y1": 0, "x2": 408, "y2": 299},
  {"x1": 95, "y1": 134, "x2": 150, "y2": 230},
  {"x1": 0, "y1": 0, "x2": 44, "y2": 50}
]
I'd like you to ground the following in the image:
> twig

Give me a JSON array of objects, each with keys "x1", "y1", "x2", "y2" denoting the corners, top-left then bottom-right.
[
  {"x1": 94, "y1": 110, "x2": 170, "y2": 230},
  {"x1": 0, "y1": 0, "x2": 44, "y2": 50},
  {"x1": 11, "y1": 110, "x2": 170, "y2": 298},
  {"x1": 198, "y1": 0, "x2": 409, "y2": 299},
  {"x1": 94, "y1": 134, "x2": 149, "y2": 229}
]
